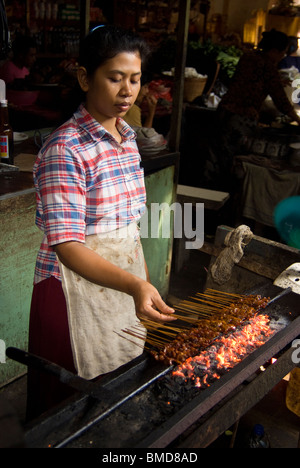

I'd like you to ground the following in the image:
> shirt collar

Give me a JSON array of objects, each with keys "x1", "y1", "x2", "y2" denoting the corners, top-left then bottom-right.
[{"x1": 74, "y1": 103, "x2": 136, "y2": 142}]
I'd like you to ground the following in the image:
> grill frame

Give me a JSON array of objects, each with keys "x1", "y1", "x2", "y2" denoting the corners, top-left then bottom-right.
[{"x1": 18, "y1": 284, "x2": 300, "y2": 448}]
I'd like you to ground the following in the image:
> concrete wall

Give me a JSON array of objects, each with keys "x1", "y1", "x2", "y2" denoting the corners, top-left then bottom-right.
[{"x1": 0, "y1": 191, "x2": 42, "y2": 385}]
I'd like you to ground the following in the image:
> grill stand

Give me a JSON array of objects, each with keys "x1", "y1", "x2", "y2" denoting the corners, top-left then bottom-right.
[
  {"x1": 6, "y1": 285, "x2": 300, "y2": 448},
  {"x1": 175, "y1": 347, "x2": 298, "y2": 447},
  {"x1": 137, "y1": 313, "x2": 300, "y2": 448}
]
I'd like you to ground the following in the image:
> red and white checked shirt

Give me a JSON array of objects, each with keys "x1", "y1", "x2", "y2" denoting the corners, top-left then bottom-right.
[{"x1": 33, "y1": 104, "x2": 146, "y2": 284}]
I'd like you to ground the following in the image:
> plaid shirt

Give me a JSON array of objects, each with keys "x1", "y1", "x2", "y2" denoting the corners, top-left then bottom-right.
[{"x1": 33, "y1": 104, "x2": 146, "y2": 284}]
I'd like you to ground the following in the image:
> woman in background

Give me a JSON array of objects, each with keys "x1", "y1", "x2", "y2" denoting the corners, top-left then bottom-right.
[
  {"x1": 279, "y1": 36, "x2": 300, "y2": 72},
  {"x1": 207, "y1": 29, "x2": 300, "y2": 191},
  {"x1": 0, "y1": 35, "x2": 36, "y2": 84}
]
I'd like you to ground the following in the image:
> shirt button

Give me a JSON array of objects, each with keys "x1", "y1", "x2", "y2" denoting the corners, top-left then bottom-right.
[{"x1": 118, "y1": 147, "x2": 123, "y2": 153}]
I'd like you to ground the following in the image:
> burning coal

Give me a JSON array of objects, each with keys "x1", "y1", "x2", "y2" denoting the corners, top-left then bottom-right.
[{"x1": 171, "y1": 314, "x2": 275, "y2": 389}]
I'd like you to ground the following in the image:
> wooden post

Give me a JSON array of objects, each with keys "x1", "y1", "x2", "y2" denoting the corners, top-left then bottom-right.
[
  {"x1": 168, "y1": 0, "x2": 191, "y2": 153},
  {"x1": 80, "y1": 0, "x2": 90, "y2": 39}
]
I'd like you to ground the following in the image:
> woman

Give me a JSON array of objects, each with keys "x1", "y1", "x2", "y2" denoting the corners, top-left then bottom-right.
[
  {"x1": 279, "y1": 36, "x2": 300, "y2": 72},
  {"x1": 27, "y1": 25, "x2": 175, "y2": 420},
  {"x1": 207, "y1": 29, "x2": 300, "y2": 191},
  {"x1": 0, "y1": 35, "x2": 37, "y2": 84}
]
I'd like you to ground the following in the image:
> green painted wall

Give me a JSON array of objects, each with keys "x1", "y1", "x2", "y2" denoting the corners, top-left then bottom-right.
[
  {"x1": 141, "y1": 166, "x2": 176, "y2": 299},
  {"x1": 0, "y1": 192, "x2": 42, "y2": 385}
]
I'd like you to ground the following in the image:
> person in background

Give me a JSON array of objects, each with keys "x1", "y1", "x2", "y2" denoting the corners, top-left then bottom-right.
[
  {"x1": 27, "y1": 25, "x2": 175, "y2": 420},
  {"x1": 206, "y1": 29, "x2": 300, "y2": 191},
  {"x1": 124, "y1": 78, "x2": 158, "y2": 128},
  {"x1": 0, "y1": 35, "x2": 36, "y2": 84},
  {"x1": 279, "y1": 36, "x2": 300, "y2": 72}
]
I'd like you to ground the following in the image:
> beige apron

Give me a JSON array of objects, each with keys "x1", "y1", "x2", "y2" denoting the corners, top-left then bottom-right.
[{"x1": 57, "y1": 222, "x2": 147, "y2": 380}]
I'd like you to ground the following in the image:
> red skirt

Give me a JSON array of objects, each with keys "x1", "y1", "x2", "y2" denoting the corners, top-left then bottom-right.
[{"x1": 26, "y1": 276, "x2": 77, "y2": 421}]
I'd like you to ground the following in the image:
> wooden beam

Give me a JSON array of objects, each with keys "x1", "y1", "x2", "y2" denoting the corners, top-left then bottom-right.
[
  {"x1": 80, "y1": 0, "x2": 90, "y2": 39},
  {"x1": 200, "y1": 242, "x2": 282, "y2": 280},
  {"x1": 168, "y1": 0, "x2": 191, "y2": 152}
]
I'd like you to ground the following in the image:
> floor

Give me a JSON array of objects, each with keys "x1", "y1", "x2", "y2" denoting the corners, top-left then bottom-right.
[{"x1": 1, "y1": 246, "x2": 299, "y2": 448}]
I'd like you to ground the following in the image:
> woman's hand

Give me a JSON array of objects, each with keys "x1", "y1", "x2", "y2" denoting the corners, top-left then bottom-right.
[
  {"x1": 54, "y1": 241, "x2": 176, "y2": 324},
  {"x1": 145, "y1": 94, "x2": 158, "y2": 113},
  {"x1": 130, "y1": 277, "x2": 176, "y2": 324}
]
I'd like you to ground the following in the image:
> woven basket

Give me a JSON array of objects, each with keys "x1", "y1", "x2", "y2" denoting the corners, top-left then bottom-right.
[{"x1": 183, "y1": 77, "x2": 207, "y2": 102}]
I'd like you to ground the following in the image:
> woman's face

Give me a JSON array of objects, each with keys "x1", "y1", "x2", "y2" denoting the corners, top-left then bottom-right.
[{"x1": 78, "y1": 52, "x2": 142, "y2": 125}]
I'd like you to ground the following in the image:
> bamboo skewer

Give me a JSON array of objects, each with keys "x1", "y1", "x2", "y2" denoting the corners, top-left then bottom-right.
[
  {"x1": 120, "y1": 328, "x2": 166, "y2": 350},
  {"x1": 205, "y1": 288, "x2": 242, "y2": 297},
  {"x1": 114, "y1": 332, "x2": 145, "y2": 349},
  {"x1": 145, "y1": 323, "x2": 183, "y2": 335},
  {"x1": 118, "y1": 289, "x2": 246, "y2": 351}
]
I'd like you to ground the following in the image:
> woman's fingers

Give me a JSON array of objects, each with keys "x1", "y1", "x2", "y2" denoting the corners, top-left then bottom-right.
[{"x1": 137, "y1": 299, "x2": 176, "y2": 323}]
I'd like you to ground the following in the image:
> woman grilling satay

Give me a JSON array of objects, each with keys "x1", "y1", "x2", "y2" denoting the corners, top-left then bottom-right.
[{"x1": 27, "y1": 25, "x2": 176, "y2": 420}]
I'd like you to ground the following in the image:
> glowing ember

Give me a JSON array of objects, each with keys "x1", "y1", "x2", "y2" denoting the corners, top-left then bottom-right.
[{"x1": 171, "y1": 314, "x2": 275, "y2": 389}]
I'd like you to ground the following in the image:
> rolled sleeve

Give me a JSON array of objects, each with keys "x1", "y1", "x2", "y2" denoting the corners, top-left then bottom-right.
[{"x1": 35, "y1": 144, "x2": 87, "y2": 247}]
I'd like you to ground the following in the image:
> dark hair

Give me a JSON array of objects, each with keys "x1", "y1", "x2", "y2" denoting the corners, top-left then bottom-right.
[
  {"x1": 78, "y1": 25, "x2": 151, "y2": 77},
  {"x1": 258, "y1": 29, "x2": 289, "y2": 53}
]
